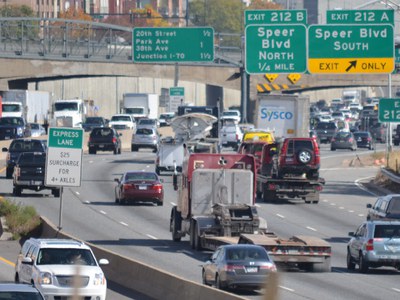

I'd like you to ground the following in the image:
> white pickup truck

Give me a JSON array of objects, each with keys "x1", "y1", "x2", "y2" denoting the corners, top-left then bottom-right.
[{"x1": 220, "y1": 124, "x2": 243, "y2": 151}]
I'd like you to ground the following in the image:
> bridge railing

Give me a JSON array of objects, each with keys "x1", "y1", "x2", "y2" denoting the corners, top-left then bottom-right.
[{"x1": 0, "y1": 18, "x2": 242, "y2": 66}]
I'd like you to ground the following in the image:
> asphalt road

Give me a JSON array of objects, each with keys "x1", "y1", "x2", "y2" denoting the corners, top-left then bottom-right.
[{"x1": 1, "y1": 141, "x2": 400, "y2": 300}]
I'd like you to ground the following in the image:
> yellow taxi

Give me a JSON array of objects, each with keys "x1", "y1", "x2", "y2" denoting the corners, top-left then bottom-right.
[{"x1": 242, "y1": 130, "x2": 275, "y2": 144}]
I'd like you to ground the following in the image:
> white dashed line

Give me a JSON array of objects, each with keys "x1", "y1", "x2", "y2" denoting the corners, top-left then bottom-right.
[
  {"x1": 358, "y1": 214, "x2": 364, "y2": 217},
  {"x1": 170, "y1": 202, "x2": 176, "y2": 206},
  {"x1": 306, "y1": 226, "x2": 317, "y2": 232},
  {"x1": 354, "y1": 177, "x2": 378, "y2": 196},
  {"x1": 146, "y1": 234, "x2": 158, "y2": 240},
  {"x1": 330, "y1": 203, "x2": 336, "y2": 206},
  {"x1": 339, "y1": 207, "x2": 344, "y2": 210},
  {"x1": 84, "y1": 200, "x2": 90, "y2": 204},
  {"x1": 279, "y1": 286, "x2": 295, "y2": 292},
  {"x1": 392, "y1": 288, "x2": 400, "y2": 293},
  {"x1": 75, "y1": 191, "x2": 80, "y2": 195},
  {"x1": 276, "y1": 214, "x2": 285, "y2": 219},
  {"x1": 120, "y1": 222, "x2": 128, "y2": 227},
  {"x1": 255, "y1": 204, "x2": 261, "y2": 208},
  {"x1": 348, "y1": 210, "x2": 354, "y2": 213},
  {"x1": 323, "y1": 199, "x2": 328, "y2": 203},
  {"x1": 100, "y1": 210, "x2": 106, "y2": 215}
]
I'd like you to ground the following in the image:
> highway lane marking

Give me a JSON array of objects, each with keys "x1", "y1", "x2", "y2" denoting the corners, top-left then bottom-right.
[
  {"x1": 0, "y1": 256, "x2": 15, "y2": 267},
  {"x1": 392, "y1": 288, "x2": 400, "y2": 293},
  {"x1": 358, "y1": 214, "x2": 364, "y2": 217},
  {"x1": 75, "y1": 191, "x2": 80, "y2": 195},
  {"x1": 146, "y1": 234, "x2": 158, "y2": 240},
  {"x1": 348, "y1": 210, "x2": 354, "y2": 213},
  {"x1": 88, "y1": 160, "x2": 94, "y2": 164},
  {"x1": 330, "y1": 203, "x2": 336, "y2": 206},
  {"x1": 120, "y1": 221, "x2": 128, "y2": 227},
  {"x1": 279, "y1": 285, "x2": 295, "y2": 292},
  {"x1": 170, "y1": 202, "x2": 176, "y2": 206},
  {"x1": 84, "y1": 200, "x2": 90, "y2": 204},
  {"x1": 322, "y1": 199, "x2": 328, "y2": 202},
  {"x1": 276, "y1": 214, "x2": 285, "y2": 219},
  {"x1": 306, "y1": 226, "x2": 317, "y2": 232},
  {"x1": 100, "y1": 210, "x2": 106, "y2": 215},
  {"x1": 339, "y1": 206, "x2": 344, "y2": 209}
]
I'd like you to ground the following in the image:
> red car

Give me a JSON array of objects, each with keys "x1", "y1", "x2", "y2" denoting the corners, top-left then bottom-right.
[{"x1": 114, "y1": 171, "x2": 164, "y2": 206}]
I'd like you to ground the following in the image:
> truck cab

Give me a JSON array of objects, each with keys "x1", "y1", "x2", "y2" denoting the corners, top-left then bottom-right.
[{"x1": 53, "y1": 99, "x2": 86, "y2": 128}]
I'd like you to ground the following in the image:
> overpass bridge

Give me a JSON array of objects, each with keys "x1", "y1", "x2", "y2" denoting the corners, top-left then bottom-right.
[{"x1": 0, "y1": 17, "x2": 399, "y2": 94}]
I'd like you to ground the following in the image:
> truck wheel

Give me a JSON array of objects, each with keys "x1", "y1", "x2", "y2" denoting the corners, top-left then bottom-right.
[
  {"x1": 88, "y1": 147, "x2": 96, "y2": 154},
  {"x1": 170, "y1": 207, "x2": 182, "y2": 242},
  {"x1": 13, "y1": 186, "x2": 22, "y2": 196},
  {"x1": 202, "y1": 270, "x2": 210, "y2": 286},
  {"x1": 52, "y1": 189, "x2": 60, "y2": 197},
  {"x1": 347, "y1": 250, "x2": 356, "y2": 270},
  {"x1": 263, "y1": 186, "x2": 277, "y2": 203},
  {"x1": 6, "y1": 167, "x2": 13, "y2": 179},
  {"x1": 312, "y1": 257, "x2": 331, "y2": 272},
  {"x1": 113, "y1": 147, "x2": 118, "y2": 155},
  {"x1": 215, "y1": 274, "x2": 225, "y2": 290}
]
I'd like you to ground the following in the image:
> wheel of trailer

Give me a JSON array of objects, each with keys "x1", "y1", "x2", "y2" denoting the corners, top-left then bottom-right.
[
  {"x1": 263, "y1": 187, "x2": 277, "y2": 203},
  {"x1": 297, "y1": 148, "x2": 313, "y2": 164},
  {"x1": 359, "y1": 253, "x2": 369, "y2": 273},
  {"x1": 52, "y1": 189, "x2": 60, "y2": 197},
  {"x1": 312, "y1": 257, "x2": 331, "y2": 272},
  {"x1": 118, "y1": 147, "x2": 122, "y2": 154},
  {"x1": 13, "y1": 186, "x2": 22, "y2": 196},
  {"x1": 346, "y1": 249, "x2": 356, "y2": 271},
  {"x1": 113, "y1": 147, "x2": 118, "y2": 154},
  {"x1": 215, "y1": 274, "x2": 225, "y2": 290},
  {"x1": 6, "y1": 167, "x2": 13, "y2": 179},
  {"x1": 171, "y1": 207, "x2": 182, "y2": 242},
  {"x1": 193, "y1": 222, "x2": 202, "y2": 250}
]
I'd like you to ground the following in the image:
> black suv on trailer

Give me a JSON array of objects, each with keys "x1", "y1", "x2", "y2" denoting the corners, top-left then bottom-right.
[
  {"x1": 2, "y1": 139, "x2": 47, "y2": 179},
  {"x1": 13, "y1": 152, "x2": 60, "y2": 197}
]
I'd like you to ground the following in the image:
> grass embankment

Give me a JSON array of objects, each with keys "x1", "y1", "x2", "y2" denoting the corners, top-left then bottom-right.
[{"x1": 0, "y1": 198, "x2": 40, "y2": 240}]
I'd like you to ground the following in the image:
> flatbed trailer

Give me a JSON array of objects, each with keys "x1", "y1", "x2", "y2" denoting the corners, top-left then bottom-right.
[{"x1": 257, "y1": 174, "x2": 325, "y2": 204}]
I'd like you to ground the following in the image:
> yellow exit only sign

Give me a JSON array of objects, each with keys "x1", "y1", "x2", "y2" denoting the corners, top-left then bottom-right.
[{"x1": 308, "y1": 58, "x2": 394, "y2": 74}]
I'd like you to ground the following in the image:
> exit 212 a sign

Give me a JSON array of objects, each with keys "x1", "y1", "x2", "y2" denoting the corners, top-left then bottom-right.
[{"x1": 379, "y1": 98, "x2": 400, "y2": 122}]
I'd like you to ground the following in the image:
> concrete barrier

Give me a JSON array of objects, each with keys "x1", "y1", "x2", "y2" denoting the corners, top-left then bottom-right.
[{"x1": 39, "y1": 216, "x2": 246, "y2": 300}]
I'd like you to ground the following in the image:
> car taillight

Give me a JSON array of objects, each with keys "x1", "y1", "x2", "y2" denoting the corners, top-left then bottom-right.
[
  {"x1": 152, "y1": 184, "x2": 163, "y2": 191},
  {"x1": 331, "y1": 138, "x2": 336, "y2": 142},
  {"x1": 315, "y1": 185, "x2": 323, "y2": 191},
  {"x1": 313, "y1": 143, "x2": 320, "y2": 164},
  {"x1": 224, "y1": 264, "x2": 244, "y2": 272},
  {"x1": 260, "y1": 263, "x2": 277, "y2": 271},
  {"x1": 112, "y1": 137, "x2": 117, "y2": 143},
  {"x1": 348, "y1": 138, "x2": 353, "y2": 142},
  {"x1": 268, "y1": 183, "x2": 276, "y2": 190},
  {"x1": 365, "y1": 239, "x2": 374, "y2": 251},
  {"x1": 123, "y1": 184, "x2": 135, "y2": 191},
  {"x1": 279, "y1": 143, "x2": 288, "y2": 164},
  {"x1": 367, "y1": 137, "x2": 372, "y2": 141}
]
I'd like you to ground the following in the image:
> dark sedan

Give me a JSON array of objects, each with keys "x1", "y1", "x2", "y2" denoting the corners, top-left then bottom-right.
[
  {"x1": 330, "y1": 131, "x2": 357, "y2": 151},
  {"x1": 202, "y1": 244, "x2": 276, "y2": 291},
  {"x1": 114, "y1": 171, "x2": 164, "y2": 206},
  {"x1": 353, "y1": 131, "x2": 374, "y2": 150}
]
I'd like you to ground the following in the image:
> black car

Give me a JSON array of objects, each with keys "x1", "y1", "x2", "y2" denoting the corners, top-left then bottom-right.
[
  {"x1": 353, "y1": 131, "x2": 374, "y2": 150},
  {"x1": 0, "y1": 117, "x2": 31, "y2": 140},
  {"x1": 82, "y1": 117, "x2": 108, "y2": 132},
  {"x1": 2, "y1": 139, "x2": 47, "y2": 179},
  {"x1": 13, "y1": 152, "x2": 60, "y2": 197},
  {"x1": 315, "y1": 121, "x2": 338, "y2": 144},
  {"x1": 88, "y1": 127, "x2": 122, "y2": 154}
]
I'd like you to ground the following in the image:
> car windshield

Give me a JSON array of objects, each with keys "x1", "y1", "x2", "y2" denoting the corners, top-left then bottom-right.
[
  {"x1": 92, "y1": 128, "x2": 113, "y2": 137},
  {"x1": 37, "y1": 248, "x2": 96, "y2": 266},
  {"x1": 111, "y1": 116, "x2": 131, "y2": 122},
  {"x1": 353, "y1": 132, "x2": 368, "y2": 138},
  {"x1": 10, "y1": 140, "x2": 45, "y2": 152},
  {"x1": 226, "y1": 247, "x2": 269, "y2": 261},
  {"x1": 374, "y1": 225, "x2": 400, "y2": 238},
  {"x1": 125, "y1": 172, "x2": 157, "y2": 181},
  {"x1": 223, "y1": 111, "x2": 239, "y2": 117},
  {"x1": 0, "y1": 117, "x2": 24, "y2": 125},
  {"x1": 86, "y1": 118, "x2": 103, "y2": 124},
  {"x1": 316, "y1": 122, "x2": 336, "y2": 129},
  {"x1": 18, "y1": 153, "x2": 46, "y2": 164},
  {"x1": 139, "y1": 119, "x2": 155, "y2": 125},
  {"x1": 30, "y1": 124, "x2": 39, "y2": 129},
  {"x1": 136, "y1": 128, "x2": 154, "y2": 135},
  {"x1": 54, "y1": 102, "x2": 78, "y2": 111}
]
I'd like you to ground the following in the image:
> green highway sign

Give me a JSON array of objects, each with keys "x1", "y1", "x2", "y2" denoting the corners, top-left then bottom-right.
[
  {"x1": 169, "y1": 87, "x2": 184, "y2": 97},
  {"x1": 327, "y1": 9, "x2": 394, "y2": 25},
  {"x1": 245, "y1": 9, "x2": 307, "y2": 25},
  {"x1": 379, "y1": 98, "x2": 400, "y2": 122},
  {"x1": 48, "y1": 127, "x2": 83, "y2": 149},
  {"x1": 308, "y1": 24, "x2": 394, "y2": 74},
  {"x1": 245, "y1": 24, "x2": 307, "y2": 74},
  {"x1": 133, "y1": 27, "x2": 214, "y2": 62}
]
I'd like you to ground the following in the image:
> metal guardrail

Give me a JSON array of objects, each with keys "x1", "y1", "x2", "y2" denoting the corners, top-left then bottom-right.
[
  {"x1": 381, "y1": 167, "x2": 400, "y2": 184},
  {"x1": 0, "y1": 17, "x2": 242, "y2": 67}
]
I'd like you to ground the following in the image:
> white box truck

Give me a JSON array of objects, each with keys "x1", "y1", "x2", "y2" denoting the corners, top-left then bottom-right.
[
  {"x1": 255, "y1": 94, "x2": 310, "y2": 138},
  {"x1": 122, "y1": 93, "x2": 159, "y2": 120},
  {"x1": 0, "y1": 90, "x2": 50, "y2": 124}
]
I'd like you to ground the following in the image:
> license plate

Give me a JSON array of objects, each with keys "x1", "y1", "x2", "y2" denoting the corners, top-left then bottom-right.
[
  {"x1": 357, "y1": 138, "x2": 362, "y2": 141},
  {"x1": 246, "y1": 267, "x2": 258, "y2": 273},
  {"x1": 138, "y1": 185, "x2": 147, "y2": 190},
  {"x1": 30, "y1": 180, "x2": 42, "y2": 185},
  {"x1": 99, "y1": 144, "x2": 104, "y2": 148},
  {"x1": 5, "y1": 136, "x2": 10, "y2": 140}
]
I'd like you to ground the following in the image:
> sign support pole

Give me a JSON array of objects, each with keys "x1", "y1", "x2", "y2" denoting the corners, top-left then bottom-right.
[
  {"x1": 57, "y1": 186, "x2": 63, "y2": 231},
  {"x1": 388, "y1": 73, "x2": 393, "y2": 153}
]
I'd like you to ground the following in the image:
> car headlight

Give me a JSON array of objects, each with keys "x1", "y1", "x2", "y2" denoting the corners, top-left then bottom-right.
[
  {"x1": 17, "y1": 127, "x2": 23, "y2": 135},
  {"x1": 39, "y1": 272, "x2": 52, "y2": 285},
  {"x1": 93, "y1": 273, "x2": 106, "y2": 285}
]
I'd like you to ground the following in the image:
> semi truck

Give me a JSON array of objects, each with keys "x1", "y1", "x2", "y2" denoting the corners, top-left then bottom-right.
[
  {"x1": 52, "y1": 99, "x2": 87, "y2": 128},
  {"x1": 170, "y1": 152, "x2": 331, "y2": 271},
  {"x1": 255, "y1": 94, "x2": 310, "y2": 139},
  {"x1": 0, "y1": 90, "x2": 50, "y2": 125},
  {"x1": 342, "y1": 89, "x2": 366, "y2": 106},
  {"x1": 122, "y1": 93, "x2": 159, "y2": 120}
]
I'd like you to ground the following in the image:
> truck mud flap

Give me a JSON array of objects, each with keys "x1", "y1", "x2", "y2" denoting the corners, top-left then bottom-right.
[{"x1": 303, "y1": 191, "x2": 319, "y2": 204}]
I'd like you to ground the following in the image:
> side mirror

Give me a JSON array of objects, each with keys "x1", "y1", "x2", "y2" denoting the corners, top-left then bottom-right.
[
  {"x1": 114, "y1": 178, "x2": 120, "y2": 183},
  {"x1": 2, "y1": 147, "x2": 8, "y2": 152},
  {"x1": 98, "y1": 258, "x2": 109, "y2": 265},
  {"x1": 22, "y1": 257, "x2": 33, "y2": 265},
  {"x1": 366, "y1": 203, "x2": 372, "y2": 208},
  {"x1": 348, "y1": 232, "x2": 355, "y2": 237}
]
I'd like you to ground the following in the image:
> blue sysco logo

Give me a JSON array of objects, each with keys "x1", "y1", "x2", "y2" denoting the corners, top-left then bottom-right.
[{"x1": 260, "y1": 108, "x2": 293, "y2": 121}]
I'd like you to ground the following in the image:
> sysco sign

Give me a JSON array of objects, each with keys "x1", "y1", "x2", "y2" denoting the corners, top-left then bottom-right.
[{"x1": 260, "y1": 108, "x2": 294, "y2": 121}]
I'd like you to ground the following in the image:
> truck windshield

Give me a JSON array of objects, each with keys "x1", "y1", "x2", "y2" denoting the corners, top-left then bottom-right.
[
  {"x1": 55, "y1": 102, "x2": 78, "y2": 111},
  {"x1": 2, "y1": 104, "x2": 21, "y2": 112},
  {"x1": 125, "y1": 108, "x2": 144, "y2": 114},
  {"x1": 0, "y1": 117, "x2": 23, "y2": 125}
]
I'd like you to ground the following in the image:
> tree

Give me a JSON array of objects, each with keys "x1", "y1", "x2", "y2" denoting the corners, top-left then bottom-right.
[
  {"x1": 247, "y1": 0, "x2": 283, "y2": 10},
  {"x1": 0, "y1": 5, "x2": 35, "y2": 17},
  {"x1": 189, "y1": 0, "x2": 244, "y2": 34},
  {"x1": 56, "y1": 8, "x2": 93, "y2": 39},
  {"x1": 59, "y1": 8, "x2": 92, "y2": 22},
  {"x1": 0, "y1": 5, "x2": 37, "y2": 39}
]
